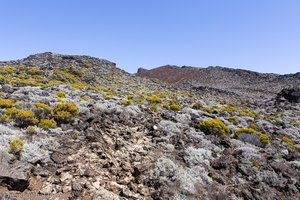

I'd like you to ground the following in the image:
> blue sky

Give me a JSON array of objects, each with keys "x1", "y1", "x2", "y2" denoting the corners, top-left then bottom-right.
[{"x1": 0, "y1": 0, "x2": 299, "y2": 74}]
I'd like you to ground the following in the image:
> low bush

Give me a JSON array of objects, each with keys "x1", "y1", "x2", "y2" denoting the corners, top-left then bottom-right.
[
  {"x1": 121, "y1": 100, "x2": 132, "y2": 106},
  {"x1": 248, "y1": 123, "x2": 259, "y2": 131},
  {"x1": 227, "y1": 116, "x2": 239, "y2": 124},
  {"x1": 0, "y1": 98, "x2": 14, "y2": 108},
  {"x1": 146, "y1": 95, "x2": 162, "y2": 104},
  {"x1": 53, "y1": 102, "x2": 79, "y2": 123},
  {"x1": 4, "y1": 108, "x2": 38, "y2": 127},
  {"x1": 127, "y1": 94, "x2": 134, "y2": 100},
  {"x1": 238, "y1": 110, "x2": 260, "y2": 118},
  {"x1": 234, "y1": 128, "x2": 269, "y2": 146},
  {"x1": 29, "y1": 67, "x2": 43, "y2": 75},
  {"x1": 170, "y1": 103, "x2": 182, "y2": 111},
  {"x1": 34, "y1": 102, "x2": 53, "y2": 119},
  {"x1": 26, "y1": 126, "x2": 38, "y2": 134},
  {"x1": 282, "y1": 136, "x2": 294, "y2": 147},
  {"x1": 192, "y1": 102, "x2": 203, "y2": 110},
  {"x1": 8, "y1": 138, "x2": 25, "y2": 154},
  {"x1": 221, "y1": 105, "x2": 238, "y2": 113},
  {"x1": 296, "y1": 145, "x2": 300, "y2": 153},
  {"x1": 198, "y1": 119, "x2": 230, "y2": 137},
  {"x1": 15, "y1": 110, "x2": 39, "y2": 127},
  {"x1": 81, "y1": 96, "x2": 90, "y2": 101},
  {"x1": 57, "y1": 91, "x2": 66, "y2": 98},
  {"x1": 39, "y1": 119, "x2": 57, "y2": 129},
  {"x1": 150, "y1": 105, "x2": 158, "y2": 111},
  {"x1": 201, "y1": 107, "x2": 213, "y2": 114}
]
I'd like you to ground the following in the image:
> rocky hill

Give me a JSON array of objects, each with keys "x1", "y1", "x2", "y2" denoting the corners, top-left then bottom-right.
[
  {"x1": 137, "y1": 65, "x2": 300, "y2": 95},
  {"x1": 0, "y1": 53, "x2": 299, "y2": 200}
]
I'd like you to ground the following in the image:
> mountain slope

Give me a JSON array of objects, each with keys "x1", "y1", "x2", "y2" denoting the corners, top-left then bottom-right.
[
  {"x1": 137, "y1": 65, "x2": 300, "y2": 94},
  {"x1": 0, "y1": 53, "x2": 299, "y2": 199}
]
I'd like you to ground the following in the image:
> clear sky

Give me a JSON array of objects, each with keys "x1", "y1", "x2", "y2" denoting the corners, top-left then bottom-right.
[{"x1": 0, "y1": 0, "x2": 299, "y2": 74}]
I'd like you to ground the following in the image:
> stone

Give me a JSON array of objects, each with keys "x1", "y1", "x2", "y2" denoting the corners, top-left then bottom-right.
[
  {"x1": 1, "y1": 84, "x2": 14, "y2": 93},
  {"x1": 277, "y1": 87, "x2": 300, "y2": 103},
  {"x1": 92, "y1": 181, "x2": 100, "y2": 189},
  {"x1": 72, "y1": 181, "x2": 83, "y2": 191},
  {"x1": 39, "y1": 182, "x2": 53, "y2": 194},
  {"x1": 92, "y1": 187, "x2": 120, "y2": 200},
  {"x1": 0, "y1": 151, "x2": 32, "y2": 191},
  {"x1": 60, "y1": 172, "x2": 73, "y2": 182}
]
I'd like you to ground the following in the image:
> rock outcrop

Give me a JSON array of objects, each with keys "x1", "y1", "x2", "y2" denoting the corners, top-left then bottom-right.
[
  {"x1": 0, "y1": 151, "x2": 32, "y2": 191},
  {"x1": 277, "y1": 87, "x2": 300, "y2": 103}
]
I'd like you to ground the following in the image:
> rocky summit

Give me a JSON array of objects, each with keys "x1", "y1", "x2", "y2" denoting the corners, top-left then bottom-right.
[{"x1": 0, "y1": 53, "x2": 299, "y2": 200}]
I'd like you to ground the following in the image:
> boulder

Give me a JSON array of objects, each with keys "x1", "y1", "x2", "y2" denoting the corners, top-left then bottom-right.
[
  {"x1": 277, "y1": 88, "x2": 300, "y2": 103},
  {"x1": 0, "y1": 151, "x2": 32, "y2": 191}
]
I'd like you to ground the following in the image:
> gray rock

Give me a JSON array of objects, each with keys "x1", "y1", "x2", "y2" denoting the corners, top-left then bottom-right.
[
  {"x1": 234, "y1": 146, "x2": 261, "y2": 161},
  {"x1": 0, "y1": 150, "x2": 32, "y2": 191},
  {"x1": 72, "y1": 181, "x2": 83, "y2": 191},
  {"x1": 236, "y1": 132, "x2": 265, "y2": 147},
  {"x1": 1, "y1": 84, "x2": 14, "y2": 93},
  {"x1": 289, "y1": 161, "x2": 300, "y2": 170},
  {"x1": 92, "y1": 187, "x2": 121, "y2": 200}
]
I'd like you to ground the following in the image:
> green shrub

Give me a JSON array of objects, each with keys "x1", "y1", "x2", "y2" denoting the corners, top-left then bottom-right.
[
  {"x1": 104, "y1": 95, "x2": 111, "y2": 100},
  {"x1": 29, "y1": 67, "x2": 43, "y2": 75},
  {"x1": 201, "y1": 107, "x2": 213, "y2": 114},
  {"x1": 121, "y1": 100, "x2": 132, "y2": 106},
  {"x1": 73, "y1": 130, "x2": 79, "y2": 140},
  {"x1": 252, "y1": 161, "x2": 261, "y2": 169},
  {"x1": 0, "y1": 98, "x2": 14, "y2": 108},
  {"x1": 170, "y1": 103, "x2": 182, "y2": 111},
  {"x1": 221, "y1": 105, "x2": 238, "y2": 113},
  {"x1": 234, "y1": 128, "x2": 269, "y2": 145},
  {"x1": 34, "y1": 102, "x2": 53, "y2": 119},
  {"x1": 8, "y1": 138, "x2": 25, "y2": 154},
  {"x1": 16, "y1": 110, "x2": 39, "y2": 127},
  {"x1": 127, "y1": 94, "x2": 134, "y2": 100},
  {"x1": 227, "y1": 116, "x2": 239, "y2": 124},
  {"x1": 26, "y1": 126, "x2": 37, "y2": 134},
  {"x1": 198, "y1": 119, "x2": 230, "y2": 137},
  {"x1": 81, "y1": 96, "x2": 90, "y2": 101},
  {"x1": 192, "y1": 102, "x2": 203, "y2": 110},
  {"x1": 57, "y1": 91, "x2": 66, "y2": 98},
  {"x1": 282, "y1": 136, "x2": 294, "y2": 147},
  {"x1": 150, "y1": 105, "x2": 158, "y2": 111},
  {"x1": 296, "y1": 145, "x2": 300, "y2": 153},
  {"x1": 53, "y1": 102, "x2": 79, "y2": 123},
  {"x1": 238, "y1": 110, "x2": 260, "y2": 118},
  {"x1": 146, "y1": 95, "x2": 162, "y2": 104},
  {"x1": 4, "y1": 66, "x2": 17, "y2": 74},
  {"x1": 219, "y1": 100, "x2": 227, "y2": 105},
  {"x1": 248, "y1": 123, "x2": 259, "y2": 131},
  {"x1": 39, "y1": 119, "x2": 57, "y2": 129},
  {"x1": 0, "y1": 75, "x2": 6, "y2": 83},
  {"x1": 211, "y1": 105, "x2": 219, "y2": 110},
  {"x1": 4, "y1": 108, "x2": 38, "y2": 127}
]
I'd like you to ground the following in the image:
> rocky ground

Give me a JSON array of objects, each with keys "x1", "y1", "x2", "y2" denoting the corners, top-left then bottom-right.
[{"x1": 0, "y1": 53, "x2": 299, "y2": 200}]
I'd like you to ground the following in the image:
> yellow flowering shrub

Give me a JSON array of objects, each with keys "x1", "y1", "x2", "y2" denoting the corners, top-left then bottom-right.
[
  {"x1": 8, "y1": 138, "x2": 25, "y2": 154},
  {"x1": 199, "y1": 119, "x2": 230, "y2": 137},
  {"x1": 53, "y1": 102, "x2": 79, "y2": 123}
]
